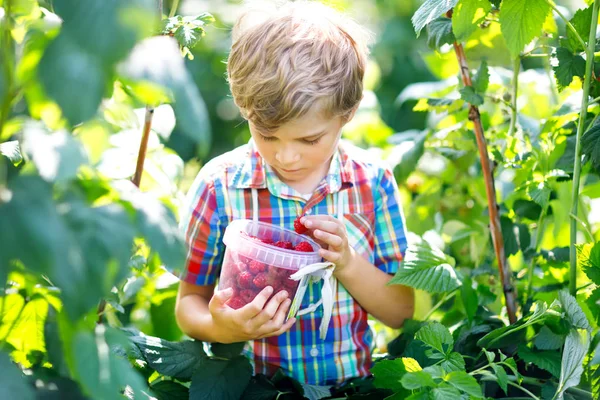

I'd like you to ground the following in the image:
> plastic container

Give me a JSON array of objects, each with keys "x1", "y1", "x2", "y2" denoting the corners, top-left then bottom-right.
[{"x1": 218, "y1": 219, "x2": 322, "y2": 309}]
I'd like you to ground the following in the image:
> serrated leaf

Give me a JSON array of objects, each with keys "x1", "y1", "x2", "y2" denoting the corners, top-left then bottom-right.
[
  {"x1": 499, "y1": 0, "x2": 552, "y2": 58},
  {"x1": 432, "y1": 384, "x2": 461, "y2": 400},
  {"x1": 388, "y1": 242, "x2": 460, "y2": 293},
  {"x1": 441, "y1": 351, "x2": 465, "y2": 372},
  {"x1": 535, "y1": 326, "x2": 565, "y2": 350},
  {"x1": 445, "y1": 371, "x2": 483, "y2": 398},
  {"x1": 416, "y1": 322, "x2": 454, "y2": 355},
  {"x1": 195, "y1": 12, "x2": 215, "y2": 25},
  {"x1": 518, "y1": 344, "x2": 562, "y2": 377},
  {"x1": 582, "y1": 120, "x2": 600, "y2": 174},
  {"x1": 559, "y1": 289, "x2": 591, "y2": 330},
  {"x1": 401, "y1": 371, "x2": 436, "y2": 390},
  {"x1": 427, "y1": 17, "x2": 455, "y2": 50},
  {"x1": 412, "y1": 0, "x2": 459, "y2": 37},
  {"x1": 553, "y1": 47, "x2": 586, "y2": 91},
  {"x1": 453, "y1": 0, "x2": 492, "y2": 41},
  {"x1": 302, "y1": 384, "x2": 331, "y2": 400},
  {"x1": 210, "y1": 342, "x2": 246, "y2": 359},
  {"x1": 567, "y1": 6, "x2": 593, "y2": 53},
  {"x1": 555, "y1": 329, "x2": 590, "y2": 400},
  {"x1": 513, "y1": 199, "x2": 542, "y2": 220},
  {"x1": 189, "y1": 356, "x2": 252, "y2": 400},
  {"x1": 586, "y1": 288, "x2": 600, "y2": 326},
  {"x1": 528, "y1": 181, "x2": 551, "y2": 208},
  {"x1": 492, "y1": 364, "x2": 508, "y2": 394},
  {"x1": 460, "y1": 275, "x2": 477, "y2": 323},
  {"x1": 500, "y1": 216, "x2": 531, "y2": 256},
  {"x1": 129, "y1": 335, "x2": 206, "y2": 380},
  {"x1": 459, "y1": 86, "x2": 484, "y2": 106},
  {"x1": 150, "y1": 380, "x2": 189, "y2": 400},
  {"x1": 373, "y1": 358, "x2": 421, "y2": 392},
  {"x1": 0, "y1": 141, "x2": 23, "y2": 166},
  {"x1": 473, "y1": 60, "x2": 490, "y2": 94},
  {"x1": 174, "y1": 24, "x2": 204, "y2": 49},
  {"x1": 241, "y1": 375, "x2": 280, "y2": 400}
]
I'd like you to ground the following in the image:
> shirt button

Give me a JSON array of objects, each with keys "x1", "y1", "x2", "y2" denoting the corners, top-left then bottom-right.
[{"x1": 310, "y1": 348, "x2": 319, "y2": 357}]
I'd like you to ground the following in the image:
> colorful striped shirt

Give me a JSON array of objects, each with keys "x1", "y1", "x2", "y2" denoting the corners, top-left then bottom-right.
[{"x1": 175, "y1": 138, "x2": 408, "y2": 385}]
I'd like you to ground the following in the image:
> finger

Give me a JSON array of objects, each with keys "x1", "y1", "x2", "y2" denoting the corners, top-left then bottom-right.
[
  {"x1": 304, "y1": 218, "x2": 339, "y2": 234},
  {"x1": 250, "y1": 289, "x2": 289, "y2": 328},
  {"x1": 319, "y1": 248, "x2": 342, "y2": 263},
  {"x1": 240, "y1": 286, "x2": 274, "y2": 319},
  {"x1": 210, "y1": 287, "x2": 234, "y2": 309},
  {"x1": 313, "y1": 229, "x2": 344, "y2": 248},
  {"x1": 263, "y1": 317, "x2": 297, "y2": 338},
  {"x1": 256, "y1": 297, "x2": 292, "y2": 338}
]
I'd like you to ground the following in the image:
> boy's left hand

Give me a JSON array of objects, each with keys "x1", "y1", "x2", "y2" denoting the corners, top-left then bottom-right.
[{"x1": 300, "y1": 215, "x2": 356, "y2": 273}]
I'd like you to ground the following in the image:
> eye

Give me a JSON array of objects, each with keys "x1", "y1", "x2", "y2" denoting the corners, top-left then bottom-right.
[
  {"x1": 259, "y1": 134, "x2": 277, "y2": 142},
  {"x1": 303, "y1": 137, "x2": 321, "y2": 145}
]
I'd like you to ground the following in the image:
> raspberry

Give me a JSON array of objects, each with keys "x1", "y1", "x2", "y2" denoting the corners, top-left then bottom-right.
[
  {"x1": 294, "y1": 217, "x2": 308, "y2": 235},
  {"x1": 274, "y1": 241, "x2": 294, "y2": 250},
  {"x1": 233, "y1": 261, "x2": 248, "y2": 273},
  {"x1": 262, "y1": 238, "x2": 274, "y2": 245},
  {"x1": 240, "y1": 289, "x2": 257, "y2": 303},
  {"x1": 283, "y1": 277, "x2": 298, "y2": 290},
  {"x1": 253, "y1": 272, "x2": 269, "y2": 289},
  {"x1": 248, "y1": 260, "x2": 266, "y2": 274},
  {"x1": 294, "y1": 241, "x2": 313, "y2": 252},
  {"x1": 237, "y1": 271, "x2": 254, "y2": 289},
  {"x1": 227, "y1": 297, "x2": 245, "y2": 309}
]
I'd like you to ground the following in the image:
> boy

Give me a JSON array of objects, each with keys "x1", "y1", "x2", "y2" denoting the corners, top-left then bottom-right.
[{"x1": 174, "y1": 0, "x2": 414, "y2": 386}]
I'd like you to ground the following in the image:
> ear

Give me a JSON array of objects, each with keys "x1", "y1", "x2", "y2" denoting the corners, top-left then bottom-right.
[{"x1": 343, "y1": 100, "x2": 362, "y2": 125}]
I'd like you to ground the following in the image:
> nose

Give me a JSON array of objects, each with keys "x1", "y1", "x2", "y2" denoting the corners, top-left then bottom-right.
[{"x1": 275, "y1": 145, "x2": 300, "y2": 166}]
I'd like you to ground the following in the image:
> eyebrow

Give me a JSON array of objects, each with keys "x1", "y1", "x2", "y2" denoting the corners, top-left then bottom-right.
[{"x1": 260, "y1": 130, "x2": 326, "y2": 139}]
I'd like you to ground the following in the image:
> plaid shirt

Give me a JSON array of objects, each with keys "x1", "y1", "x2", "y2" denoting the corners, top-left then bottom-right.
[{"x1": 176, "y1": 138, "x2": 408, "y2": 385}]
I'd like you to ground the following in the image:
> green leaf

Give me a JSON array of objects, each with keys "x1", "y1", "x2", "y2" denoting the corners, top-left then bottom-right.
[
  {"x1": 528, "y1": 181, "x2": 551, "y2": 209},
  {"x1": 441, "y1": 352, "x2": 465, "y2": 372},
  {"x1": 118, "y1": 37, "x2": 212, "y2": 155},
  {"x1": 372, "y1": 358, "x2": 421, "y2": 392},
  {"x1": 535, "y1": 326, "x2": 565, "y2": 350},
  {"x1": 586, "y1": 288, "x2": 600, "y2": 326},
  {"x1": 427, "y1": 17, "x2": 455, "y2": 50},
  {"x1": 473, "y1": 60, "x2": 490, "y2": 94},
  {"x1": 491, "y1": 364, "x2": 508, "y2": 394},
  {"x1": 150, "y1": 380, "x2": 189, "y2": 400},
  {"x1": 0, "y1": 141, "x2": 23, "y2": 166},
  {"x1": 559, "y1": 289, "x2": 591, "y2": 330},
  {"x1": 73, "y1": 326, "x2": 146, "y2": 399},
  {"x1": 453, "y1": 0, "x2": 492, "y2": 41},
  {"x1": 22, "y1": 124, "x2": 88, "y2": 183},
  {"x1": 401, "y1": 371, "x2": 436, "y2": 390},
  {"x1": 174, "y1": 24, "x2": 203, "y2": 48},
  {"x1": 241, "y1": 375, "x2": 280, "y2": 400},
  {"x1": 416, "y1": 322, "x2": 454, "y2": 355},
  {"x1": 195, "y1": 12, "x2": 215, "y2": 25},
  {"x1": 499, "y1": 0, "x2": 552, "y2": 58},
  {"x1": 500, "y1": 216, "x2": 531, "y2": 256},
  {"x1": 567, "y1": 6, "x2": 593, "y2": 53},
  {"x1": 53, "y1": 0, "x2": 155, "y2": 67},
  {"x1": 189, "y1": 356, "x2": 253, "y2": 400},
  {"x1": 460, "y1": 275, "x2": 477, "y2": 323},
  {"x1": 302, "y1": 384, "x2": 332, "y2": 400},
  {"x1": 555, "y1": 329, "x2": 590, "y2": 399},
  {"x1": 518, "y1": 344, "x2": 562, "y2": 377},
  {"x1": 0, "y1": 352, "x2": 34, "y2": 400},
  {"x1": 44, "y1": 306, "x2": 69, "y2": 376},
  {"x1": 445, "y1": 371, "x2": 483, "y2": 398},
  {"x1": 388, "y1": 242, "x2": 460, "y2": 293},
  {"x1": 583, "y1": 120, "x2": 600, "y2": 173},
  {"x1": 129, "y1": 335, "x2": 206, "y2": 380},
  {"x1": 412, "y1": 0, "x2": 459, "y2": 37},
  {"x1": 210, "y1": 342, "x2": 246, "y2": 359},
  {"x1": 553, "y1": 47, "x2": 586, "y2": 91},
  {"x1": 459, "y1": 86, "x2": 484, "y2": 106},
  {"x1": 432, "y1": 384, "x2": 461, "y2": 400},
  {"x1": 392, "y1": 130, "x2": 430, "y2": 184},
  {"x1": 513, "y1": 199, "x2": 542, "y2": 220},
  {"x1": 38, "y1": 34, "x2": 107, "y2": 125}
]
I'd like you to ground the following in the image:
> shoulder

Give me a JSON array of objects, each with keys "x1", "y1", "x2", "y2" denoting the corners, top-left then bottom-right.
[{"x1": 197, "y1": 143, "x2": 251, "y2": 183}]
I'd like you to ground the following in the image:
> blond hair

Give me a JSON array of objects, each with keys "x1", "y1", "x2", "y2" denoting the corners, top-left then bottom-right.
[{"x1": 227, "y1": 1, "x2": 372, "y2": 132}]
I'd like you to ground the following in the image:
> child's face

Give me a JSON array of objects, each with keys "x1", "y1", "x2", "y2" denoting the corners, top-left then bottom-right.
[{"x1": 249, "y1": 105, "x2": 351, "y2": 187}]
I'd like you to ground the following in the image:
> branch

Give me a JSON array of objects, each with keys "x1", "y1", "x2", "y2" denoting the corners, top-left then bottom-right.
[
  {"x1": 449, "y1": 8, "x2": 517, "y2": 323},
  {"x1": 132, "y1": 106, "x2": 154, "y2": 187},
  {"x1": 570, "y1": 0, "x2": 600, "y2": 295}
]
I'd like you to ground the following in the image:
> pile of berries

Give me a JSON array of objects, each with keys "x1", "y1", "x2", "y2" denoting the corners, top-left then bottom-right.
[{"x1": 222, "y1": 252, "x2": 302, "y2": 309}]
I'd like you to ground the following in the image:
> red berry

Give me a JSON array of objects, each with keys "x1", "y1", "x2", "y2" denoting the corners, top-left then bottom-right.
[
  {"x1": 274, "y1": 241, "x2": 294, "y2": 250},
  {"x1": 262, "y1": 238, "x2": 274, "y2": 245},
  {"x1": 232, "y1": 261, "x2": 248, "y2": 273},
  {"x1": 240, "y1": 289, "x2": 257, "y2": 303},
  {"x1": 294, "y1": 241, "x2": 313, "y2": 252},
  {"x1": 294, "y1": 217, "x2": 308, "y2": 234},
  {"x1": 227, "y1": 297, "x2": 245, "y2": 309},
  {"x1": 283, "y1": 277, "x2": 298, "y2": 290},
  {"x1": 253, "y1": 272, "x2": 269, "y2": 289},
  {"x1": 248, "y1": 260, "x2": 266, "y2": 274},
  {"x1": 237, "y1": 271, "x2": 254, "y2": 289}
]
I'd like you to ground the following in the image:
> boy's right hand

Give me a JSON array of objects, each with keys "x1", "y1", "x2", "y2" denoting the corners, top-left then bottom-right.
[{"x1": 208, "y1": 286, "x2": 296, "y2": 343}]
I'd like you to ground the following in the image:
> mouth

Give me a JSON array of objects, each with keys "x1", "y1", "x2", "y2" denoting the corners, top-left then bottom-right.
[{"x1": 281, "y1": 168, "x2": 302, "y2": 173}]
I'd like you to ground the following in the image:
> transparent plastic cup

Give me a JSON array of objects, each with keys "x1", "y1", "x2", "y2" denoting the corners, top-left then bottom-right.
[{"x1": 218, "y1": 219, "x2": 321, "y2": 309}]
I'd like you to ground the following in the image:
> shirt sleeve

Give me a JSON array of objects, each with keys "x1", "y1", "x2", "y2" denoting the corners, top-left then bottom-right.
[
  {"x1": 372, "y1": 166, "x2": 408, "y2": 274},
  {"x1": 176, "y1": 171, "x2": 225, "y2": 286}
]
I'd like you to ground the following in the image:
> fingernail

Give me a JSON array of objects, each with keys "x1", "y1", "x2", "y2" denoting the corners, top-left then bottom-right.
[
  {"x1": 281, "y1": 291, "x2": 288, "y2": 298},
  {"x1": 265, "y1": 286, "x2": 273, "y2": 294},
  {"x1": 300, "y1": 217, "x2": 306, "y2": 223}
]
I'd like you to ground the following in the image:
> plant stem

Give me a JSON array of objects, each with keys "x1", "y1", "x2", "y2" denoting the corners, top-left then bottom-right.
[
  {"x1": 0, "y1": 0, "x2": 15, "y2": 136},
  {"x1": 507, "y1": 381, "x2": 541, "y2": 400},
  {"x1": 544, "y1": 0, "x2": 587, "y2": 52},
  {"x1": 451, "y1": 40, "x2": 517, "y2": 324},
  {"x1": 527, "y1": 207, "x2": 547, "y2": 302},
  {"x1": 508, "y1": 57, "x2": 521, "y2": 137},
  {"x1": 423, "y1": 290, "x2": 457, "y2": 321},
  {"x1": 132, "y1": 106, "x2": 154, "y2": 187},
  {"x1": 570, "y1": 0, "x2": 600, "y2": 296},
  {"x1": 169, "y1": 0, "x2": 180, "y2": 18},
  {"x1": 570, "y1": 212, "x2": 594, "y2": 242}
]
